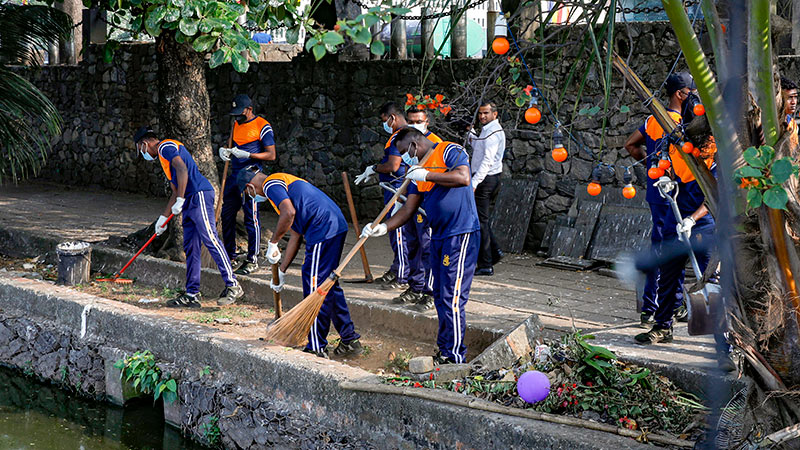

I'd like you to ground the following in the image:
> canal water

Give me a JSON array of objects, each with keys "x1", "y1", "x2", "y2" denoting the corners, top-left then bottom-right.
[{"x1": 0, "y1": 366, "x2": 207, "y2": 449}]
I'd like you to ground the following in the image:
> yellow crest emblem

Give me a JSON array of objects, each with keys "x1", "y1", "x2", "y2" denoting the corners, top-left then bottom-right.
[
  {"x1": 416, "y1": 214, "x2": 423, "y2": 223},
  {"x1": 443, "y1": 255, "x2": 450, "y2": 266}
]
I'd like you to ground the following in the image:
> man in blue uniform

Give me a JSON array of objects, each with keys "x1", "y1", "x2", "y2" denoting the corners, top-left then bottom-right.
[
  {"x1": 237, "y1": 167, "x2": 363, "y2": 358},
  {"x1": 134, "y1": 127, "x2": 243, "y2": 307},
  {"x1": 218, "y1": 94, "x2": 277, "y2": 275},
  {"x1": 624, "y1": 72, "x2": 694, "y2": 327},
  {"x1": 362, "y1": 128, "x2": 480, "y2": 364}
]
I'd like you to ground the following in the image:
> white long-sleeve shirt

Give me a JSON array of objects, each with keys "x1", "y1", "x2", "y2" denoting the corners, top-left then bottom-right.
[{"x1": 468, "y1": 119, "x2": 506, "y2": 189}]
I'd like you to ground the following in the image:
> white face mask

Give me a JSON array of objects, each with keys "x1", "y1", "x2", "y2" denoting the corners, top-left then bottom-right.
[
  {"x1": 383, "y1": 115, "x2": 394, "y2": 134},
  {"x1": 402, "y1": 143, "x2": 419, "y2": 166},
  {"x1": 409, "y1": 123, "x2": 427, "y2": 133}
]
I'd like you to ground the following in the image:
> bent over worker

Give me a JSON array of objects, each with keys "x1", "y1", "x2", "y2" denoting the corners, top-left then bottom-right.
[
  {"x1": 134, "y1": 127, "x2": 243, "y2": 307},
  {"x1": 218, "y1": 94, "x2": 277, "y2": 275},
  {"x1": 237, "y1": 167, "x2": 363, "y2": 358},
  {"x1": 362, "y1": 128, "x2": 480, "y2": 364}
]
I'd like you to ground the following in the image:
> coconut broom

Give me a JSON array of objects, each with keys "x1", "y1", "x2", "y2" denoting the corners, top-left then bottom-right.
[{"x1": 264, "y1": 150, "x2": 434, "y2": 346}]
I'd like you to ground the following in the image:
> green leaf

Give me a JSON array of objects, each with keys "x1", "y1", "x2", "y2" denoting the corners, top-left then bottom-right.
[
  {"x1": 164, "y1": 8, "x2": 180, "y2": 23},
  {"x1": 743, "y1": 147, "x2": 763, "y2": 168},
  {"x1": 619, "y1": 105, "x2": 630, "y2": 113},
  {"x1": 495, "y1": 76, "x2": 502, "y2": 85},
  {"x1": 763, "y1": 186, "x2": 788, "y2": 210},
  {"x1": 192, "y1": 34, "x2": 217, "y2": 52},
  {"x1": 286, "y1": 26, "x2": 300, "y2": 44},
  {"x1": 304, "y1": 36, "x2": 319, "y2": 51},
  {"x1": 746, "y1": 188, "x2": 763, "y2": 209},
  {"x1": 113, "y1": 360, "x2": 124, "y2": 369},
  {"x1": 759, "y1": 145, "x2": 776, "y2": 166},
  {"x1": 354, "y1": 27, "x2": 371, "y2": 45},
  {"x1": 231, "y1": 51, "x2": 249, "y2": 73},
  {"x1": 322, "y1": 30, "x2": 345, "y2": 46},
  {"x1": 514, "y1": 97, "x2": 526, "y2": 107},
  {"x1": 163, "y1": 390, "x2": 177, "y2": 404},
  {"x1": 170, "y1": 0, "x2": 184, "y2": 7},
  {"x1": 311, "y1": 44, "x2": 326, "y2": 61},
  {"x1": 166, "y1": 379, "x2": 177, "y2": 392},
  {"x1": 578, "y1": 107, "x2": 589, "y2": 115},
  {"x1": 208, "y1": 48, "x2": 226, "y2": 68},
  {"x1": 370, "y1": 39, "x2": 385, "y2": 56},
  {"x1": 179, "y1": 18, "x2": 199, "y2": 36},
  {"x1": 771, "y1": 157, "x2": 794, "y2": 184},
  {"x1": 364, "y1": 14, "x2": 380, "y2": 27},
  {"x1": 588, "y1": 106, "x2": 601, "y2": 115},
  {"x1": 739, "y1": 166, "x2": 762, "y2": 178},
  {"x1": 145, "y1": 6, "x2": 165, "y2": 36},
  {"x1": 511, "y1": 72, "x2": 520, "y2": 82}
]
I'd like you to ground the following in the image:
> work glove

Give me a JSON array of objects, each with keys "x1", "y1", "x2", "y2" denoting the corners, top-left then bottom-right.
[
  {"x1": 677, "y1": 217, "x2": 696, "y2": 239},
  {"x1": 171, "y1": 197, "x2": 185, "y2": 216},
  {"x1": 405, "y1": 165, "x2": 429, "y2": 182},
  {"x1": 361, "y1": 223, "x2": 387, "y2": 238},
  {"x1": 230, "y1": 148, "x2": 251, "y2": 159},
  {"x1": 218, "y1": 147, "x2": 233, "y2": 161},
  {"x1": 270, "y1": 268, "x2": 286, "y2": 293},
  {"x1": 155, "y1": 215, "x2": 169, "y2": 236},
  {"x1": 354, "y1": 165, "x2": 376, "y2": 185},
  {"x1": 266, "y1": 241, "x2": 281, "y2": 265}
]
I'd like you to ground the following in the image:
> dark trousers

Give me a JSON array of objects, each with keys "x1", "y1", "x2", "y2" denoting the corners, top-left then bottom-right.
[{"x1": 474, "y1": 173, "x2": 501, "y2": 269}]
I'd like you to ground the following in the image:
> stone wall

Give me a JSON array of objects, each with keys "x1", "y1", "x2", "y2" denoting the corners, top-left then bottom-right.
[{"x1": 21, "y1": 23, "x2": 800, "y2": 249}]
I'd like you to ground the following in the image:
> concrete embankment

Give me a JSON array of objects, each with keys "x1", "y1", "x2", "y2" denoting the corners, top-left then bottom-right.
[{"x1": 0, "y1": 274, "x2": 651, "y2": 449}]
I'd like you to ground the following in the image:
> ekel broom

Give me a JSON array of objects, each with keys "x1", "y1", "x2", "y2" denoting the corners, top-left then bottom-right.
[{"x1": 264, "y1": 151, "x2": 435, "y2": 346}]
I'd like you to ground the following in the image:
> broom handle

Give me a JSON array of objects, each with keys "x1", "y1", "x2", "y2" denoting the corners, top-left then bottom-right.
[
  {"x1": 341, "y1": 171, "x2": 373, "y2": 281},
  {"x1": 115, "y1": 214, "x2": 175, "y2": 278},
  {"x1": 214, "y1": 121, "x2": 235, "y2": 222},
  {"x1": 272, "y1": 264, "x2": 282, "y2": 319},
  {"x1": 330, "y1": 150, "x2": 436, "y2": 280}
]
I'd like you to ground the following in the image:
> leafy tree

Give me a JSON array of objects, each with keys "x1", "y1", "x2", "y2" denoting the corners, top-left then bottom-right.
[{"x1": 0, "y1": 4, "x2": 72, "y2": 183}]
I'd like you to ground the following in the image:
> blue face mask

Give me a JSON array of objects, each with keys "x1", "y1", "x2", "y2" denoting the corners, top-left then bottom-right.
[
  {"x1": 139, "y1": 143, "x2": 155, "y2": 161},
  {"x1": 382, "y1": 116, "x2": 394, "y2": 134},
  {"x1": 402, "y1": 143, "x2": 419, "y2": 166}
]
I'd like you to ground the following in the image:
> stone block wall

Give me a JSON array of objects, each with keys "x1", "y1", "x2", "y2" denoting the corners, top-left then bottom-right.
[{"x1": 19, "y1": 22, "x2": 800, "y2": 249}]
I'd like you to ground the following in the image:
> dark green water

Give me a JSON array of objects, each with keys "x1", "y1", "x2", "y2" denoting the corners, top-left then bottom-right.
[{"x1": 0, "y1": 366, "x2": 207, "y2": 450}]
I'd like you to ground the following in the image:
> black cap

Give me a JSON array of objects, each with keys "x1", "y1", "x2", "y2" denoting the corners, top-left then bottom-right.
[
  {"x1": 230, "y1": 94, "x2": 252, "y2": 115},
  {"x1": 236, "y1": 165, "x2": 261, "y2": 193},
  {"x1": 665, "y1": 72, "x2": 695, "y2": 96},
  {"x1": 133, "y1": 126, "x2": 153, "y2": 144}
]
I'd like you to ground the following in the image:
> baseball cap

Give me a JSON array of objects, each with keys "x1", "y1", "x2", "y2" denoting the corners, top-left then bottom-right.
[
  {"x1": 133, "y1": 126, "x2": 153, "y2": 144},
  {"x1": 665, "y1": 72, "x2": 695, "y2": 96},
  {"x1": 236, "y1": 165, "x2": 261, "y2": 193},
  {"x1": 230, "y1": 94, "x2": 252, "y2": 115}
]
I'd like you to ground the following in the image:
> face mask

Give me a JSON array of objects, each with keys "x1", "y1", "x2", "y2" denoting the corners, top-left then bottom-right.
[
  {"x1": 248, "y1": 186, "x2": 267, "y2": 203},
  {"x1": 382, "y1": 116, "x2": 394, "y2": 134},
  {"x1": 402, "y1": 143, "x2": 419, "y2": 166},
  {"x1": 138, "y1": 143, "x2": 154, "y2": 161},
  {"x1": 409, "y1": 123, "x2": 427, "y2": 133},
  {"x1": 235, "y1": 114, "x2": 248, "y2": 124}
]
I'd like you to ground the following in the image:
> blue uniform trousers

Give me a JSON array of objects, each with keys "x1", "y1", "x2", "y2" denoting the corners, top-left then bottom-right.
[
  {"x1": 221, "y1": 172, "x2": 261, "y2": 263},
  {"x1": 182, "y1": 191, "x2": 237, "y2": 295},
  {"x1": 653, "y1": 225, "x2": 714, "y2": 329},
  {"x1": 642, "y1": 203, "x2": 671, "y2": 314},
  {"x1": 304, "y1": 231, "x2": 360, "y2": 352},
  {"x1": 404, "y1": 213, "x2": 434, "y2": 295},
  {"x1": 430, "y1": 231, "x2": 479, "y2": 363}
]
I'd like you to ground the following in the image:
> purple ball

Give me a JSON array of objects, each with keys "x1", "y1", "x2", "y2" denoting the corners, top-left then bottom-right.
[{"x1": 517, "y1": 370, "x2": 550, "y2": 403}]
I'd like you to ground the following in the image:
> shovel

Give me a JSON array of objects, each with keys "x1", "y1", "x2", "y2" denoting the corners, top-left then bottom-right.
[{"x1": 656, "y1": 179, "x2": 718, "y2": 335}]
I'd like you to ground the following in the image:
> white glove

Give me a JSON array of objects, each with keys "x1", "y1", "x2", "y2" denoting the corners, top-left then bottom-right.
[
  {"x1": 354, "y1": 165, "x2": 376, "y2": 185},
  {"x1": 171, "y1": 197, "x2": 185, "y2": 216},
  {"x1": 266, "y1": 241, "x2": 281, "y2": 265},
  {"x1": 155, "y1": 215, "x2": 169, "y2": 236},
  {"x1": 218, "y1": 147, "x2": 233, "y2": 161},
  {"x1": 270, "y1": 268, "x2": 286, "y2": 293},
  {"x1": 230, "y1": 148, "x2": 250, "y2": 159},
  {"x1": 405, "y1": 166, "x2": 429, "y2": 182},
  {"x1": 677, "y1": 217, "x2": 696, "y2": 238},
  {"x1": 361, "y1": 223, "x2": 387, "y2": 238}
]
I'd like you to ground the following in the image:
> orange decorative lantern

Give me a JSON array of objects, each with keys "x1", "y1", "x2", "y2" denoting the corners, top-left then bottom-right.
[
  {"x1": 551, "y1": 147, "x2": 568, "y2": 162},
  {"x1": 692, "y1": 149, "x2": 701, "y2": 158},
  {"x1": 658, "y1": 159, "x2": 671, "y2": 170},
  {"x1": 525, "y1": 106, "x2": 542, "y2": 124},
  {"x1": 693, "y1": 104, "x2": 705, "y2": 116},
  {"x1": 681, "y1": 142, "x2": 694, "y2": 154},
  {"x1": 622, "y1": 185, "x2": 636, "y2": 199},
  {"x1": 587, "y1": 182, "x2": 602, "y2": 196},
  {"x1": 648, "y1": 167, "x2": 664, "y2": 179},
  {"x1": 492, "y1": 37, "x2": 510, "y2": 55}
]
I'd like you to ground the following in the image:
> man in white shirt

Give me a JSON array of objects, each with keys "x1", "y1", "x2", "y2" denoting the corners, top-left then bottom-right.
[{"x1": 469, "y1": 101, "x2": 506, "y2": 276}]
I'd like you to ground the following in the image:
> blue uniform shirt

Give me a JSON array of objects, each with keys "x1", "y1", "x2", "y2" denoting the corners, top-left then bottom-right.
[
  {"x1": 157, "y1": 139, "x2": 214, "y2": 197},
  {"x1": 638, "y1": 109, "x2": 682, "y2": 205},
  {"x1": 231, "y1": 116, "x2": 275, "y2": 172},
  {"x1": 262, "y1": 173, "x2": 348, "y2": 246},
  {"x1": 407, "y1": 142, "x2": 480, "y2": 240}
]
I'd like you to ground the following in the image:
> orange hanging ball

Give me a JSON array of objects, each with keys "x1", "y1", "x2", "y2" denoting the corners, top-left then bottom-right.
[
  {"x1": 492, "y1": 37, "x2": 510, "y2": 55},
  {"x1": 692, "y1": 149, "x2": 701, "y2": 158},
  {"x1": 658, "y1": 159, "x2": 671, "y2": 170},
  {"x1": 622, "y1": 185, "x2": 636, "y2": 199},
  {"x1": 551, "y1": 147, "x2": 568, "y2": 162},
  {"x1": 693, "y1": 104, "x2": 705, "y2": 116},
  {"x1": 587, "y1": 182, "x2": 602, "y2": 196},
  {"x1": 525, "y1": 107, "x2": 542, "y2": 124},
  {"x1": 648, "y1": 167, "x2": 664, "y2": 179},
  {"x1": 681, "y1": 142, "x2": 694, "y2": 154}
]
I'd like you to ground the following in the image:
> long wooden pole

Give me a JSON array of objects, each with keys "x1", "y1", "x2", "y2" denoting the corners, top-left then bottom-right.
[
  {"x1": 271, "y1": 264, "x2": 282, "y2": 319},
  {"x1": 215, "y1": 121, "x2": 235, "y2": 223},
  {"x1": 341, "y1": 172, "x2": 373, "y2": 282}
]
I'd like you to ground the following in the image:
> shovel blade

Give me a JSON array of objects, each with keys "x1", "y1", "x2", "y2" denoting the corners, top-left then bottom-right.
[{"x1": 686, "y1": 285, "x2": 722, "y2": 336}]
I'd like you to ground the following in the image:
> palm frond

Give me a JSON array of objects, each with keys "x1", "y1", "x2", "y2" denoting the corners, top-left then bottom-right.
[{"x1": 0, "y1": 4, "x2": 73, "y2": 66}]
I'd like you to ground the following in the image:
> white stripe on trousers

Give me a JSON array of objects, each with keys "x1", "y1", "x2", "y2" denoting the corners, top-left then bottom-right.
[
  {"x1": 251, "y1": 195, "x2": 260, "y2": 262},
  {"x1": 309, "y1": 243, "x2": 322, "y2": 351},
  {"x1": 198, "y1": 192, "x2": 235, "y2": 284},
  {"x1": 395, "y1": 228, "x2": 405, "y2": 278},
  {"x1": 451, "y1": 234, "x2": 469, "y2": 363}
]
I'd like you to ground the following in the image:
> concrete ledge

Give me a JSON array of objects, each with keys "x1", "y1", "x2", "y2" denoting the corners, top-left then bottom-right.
[{"x1": 0, "y1": 274, "x2": 653, "y2": 449}]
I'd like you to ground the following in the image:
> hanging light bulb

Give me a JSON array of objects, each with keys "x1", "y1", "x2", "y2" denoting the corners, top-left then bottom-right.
[
  {"x1": 657, "y1": 151, "x2": 671, "y2": 170},
  {"x1": 551, "y1": 126, "x2": 567, "y2": 162},
  {"x1": 693, "y1": 104, "x2": 705, "y2": 116},
  {"x1": 648, "y1": 163, "x2": 664, "y2": 180},
  {"x1": 492, "y1": 13, "x2": 509, "y2": 55},
  {"x1": 587, "y1": 165, "x2": 602, "y2": 196},
  {"x1": 622, "y1": 167, "x2": 636, "y2": 199},
  {"x1": 525, "y1": 90, "x2": 541, "y2": 124},
  {"x1": 681, "y1": 141, "x2": 694, "y2": 153}
]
